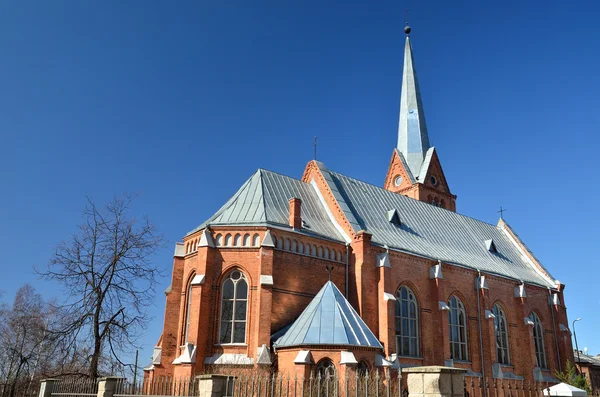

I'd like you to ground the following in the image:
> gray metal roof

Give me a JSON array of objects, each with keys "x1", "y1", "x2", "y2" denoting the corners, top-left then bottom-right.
[
  {"x1": 274, "y1": 281, "x2": 382, "y2": 349},
  {"x1": 187, "y1": 169, "x2": 345, "y2": 242},
  {"x1": 187, "y1": 164, "x2": 556, "y2": 288},
  {"x1": 321, "y1": 169, "x2": 556, "y2": 287}
]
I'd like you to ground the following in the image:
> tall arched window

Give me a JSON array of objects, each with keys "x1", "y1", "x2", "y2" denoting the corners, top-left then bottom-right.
[
  {"x1": 219, "y1": 270, "x2": 248, "y2": 344},
  {"x1": 530, "y1": 312, "x2": 547, "y2": 368},
  {"x1": 493, "y1": 304, "x2": 510, "y2": 365},
  {"x1": 448, "y1": 296, "x2": 468, "y2": 361},
  {"x1": 183, "y1": 282, "x2": 193, "y2": 343},
  {"x1": 395, "y1": 286, "x2": 419, "y2": 357}
]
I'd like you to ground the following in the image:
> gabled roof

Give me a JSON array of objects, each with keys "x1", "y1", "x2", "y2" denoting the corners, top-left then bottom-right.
[
  {"x1": 274, "y1": 281, "x2": 382, "y2": 349},
  {"x1": 188, "y1": 164, "x2": 556, "y2": 288},
  {"x1": 187, "y1": 169, "x2": 345, "y2": 242},
  {"x1": 317, "y1": 167, "x2": 556, "y2": 287}
]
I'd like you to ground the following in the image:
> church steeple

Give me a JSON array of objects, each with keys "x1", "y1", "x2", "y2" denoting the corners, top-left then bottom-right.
[
  {"x1": 384, "y1": 26, "x2": 457, "y2": 212},
  {"x1": 397, "y1": 34, "x2": 430, "y2": 179}
]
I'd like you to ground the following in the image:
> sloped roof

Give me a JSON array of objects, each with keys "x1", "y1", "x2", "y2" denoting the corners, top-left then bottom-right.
[
  {"x1": 188, "y1": 164, "x2": 556, "y2": 288},
  {"x1": 274, "y1": 281, "x2": 382, "y2": 349},
  {"x1": 317, "y1": 166, "x2": 556, "y2": 288},
  {"x1": 187, "y1": 169, "x2": 345, "y2": 242}
]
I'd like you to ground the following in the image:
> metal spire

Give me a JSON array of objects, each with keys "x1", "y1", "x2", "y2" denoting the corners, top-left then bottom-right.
[{"x1": 397, "y1": 25, "x2": 431, "y2": 179}]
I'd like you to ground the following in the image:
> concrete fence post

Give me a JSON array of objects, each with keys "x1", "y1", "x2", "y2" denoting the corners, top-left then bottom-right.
[
  {"x1": 38, "y1": 379, "x2": 59, "y2": 397},
  {"x1": 197, "y1": 375, "x2": 236, "y2": 397},
  {"x1": 97, "y1": 377, "x2": 123, "y2": 397},
  {"x1": 403, "y1": 366, "x2": 468, "y2": 397}
]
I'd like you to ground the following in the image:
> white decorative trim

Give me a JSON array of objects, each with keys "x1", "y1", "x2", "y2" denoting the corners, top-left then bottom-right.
[
  {"x1": 377, "y1": 252, "x2": 391, "y2": 268},
  {"x1": 477, "y1": 276, "x2": 488, "y2": 290},
  {"x1": 524, "y1": 317, "x2": 535, "y2": 326},
  {"x1": 340, "y1": 351, "x2": 358, "y2": 365},
  {"x1": 152, "y1": 347, "x2": 162, "y2": 365},
  {"x1": 191, "y1": 274, "x2": 205, "y2": 286},
  {"x1": 383, "y1": 292, "x2": 396, "y2": 301},
  {"x1": 198, "y1": 229, "x2": 215, "y2": 248},
  {"x1": 549, "y1": 293, "x2": 561, "y2": 306},
  {"x1": 261, "y1": 230, "x2": 275, "y2": 247},
  {"x1": 438, "y1": 301, "x2": 450, "y2": 311},
  {"x1": 429, "y1": 262, "x2": 443, "y2": 279},
  {"x1": 174, "y1": 343, "x2": 196, "y2": 364},
  {"x1": 256, "y1": 344, "x2": 272, "y2": 365},
  {"x1": 374, "y1": 354, "x2": 394, "y2": 367},
  {"x1": 310, "y1": 180, "x2": 352, "y2": 243},
  {"x1": 203, "y1": 353, "x2": 254, "y2": 365},
  {"x1": 294, "y1": 350, "x2": 313, "y2": 364},
  {"x1": 485, "y1": 310, "x2": 496, "y2": 319},
  {"x1": 514, "y1": 284, "x2": 527, "y2": 298},
  {"x1": 559, "y1": 324, "x2": 570, "y2": 332},
  {"x1": 174, "y1": 243, "x2": 185, "y2": 258},
  {"x1": 260, "y1": 275, "x2": 274, "y2": 286}
]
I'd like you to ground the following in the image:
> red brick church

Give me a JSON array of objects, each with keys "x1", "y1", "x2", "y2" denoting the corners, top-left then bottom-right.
[{"x1": 145, "y1": 27, "x2": 574, "y2": 382}]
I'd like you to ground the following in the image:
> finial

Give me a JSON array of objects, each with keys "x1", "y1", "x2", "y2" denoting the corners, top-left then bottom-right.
[
  {"x1": 325, "y1": 263, "x2": 334, "y2": 281},
  {"x1": 404, "y1": 8, "x2": 411, "y2": 35}
]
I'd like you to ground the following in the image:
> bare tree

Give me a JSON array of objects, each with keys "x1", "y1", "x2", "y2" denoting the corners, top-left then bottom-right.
[{"x1": 39, "y1": 195, "x2": 163, "y2": 378}]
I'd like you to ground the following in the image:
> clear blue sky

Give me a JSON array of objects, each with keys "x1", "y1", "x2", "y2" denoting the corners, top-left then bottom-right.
[{"x1": 1, "y1": 1, "x2": 599, "y2": 367}]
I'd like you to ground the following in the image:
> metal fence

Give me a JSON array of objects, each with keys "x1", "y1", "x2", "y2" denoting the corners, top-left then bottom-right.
[
  {"x1": 50, "y1": 377, "x2": 98, "y2": 397},
  {"x1": 42, "y1": 373, "x2": 562, "y2": 397}
]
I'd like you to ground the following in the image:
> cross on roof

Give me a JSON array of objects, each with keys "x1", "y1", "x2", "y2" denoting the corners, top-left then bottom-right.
[
  {"x1": 325, "y1": 263, "x2": 334, "y2": 281},
  {"x1": 498, "y1": 206, "x2": 507, "y2": 220}
]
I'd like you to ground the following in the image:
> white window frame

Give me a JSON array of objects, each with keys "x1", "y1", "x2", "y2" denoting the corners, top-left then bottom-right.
[{"x1": 395, "y1": 285, "x2": 419, "y2": 357}]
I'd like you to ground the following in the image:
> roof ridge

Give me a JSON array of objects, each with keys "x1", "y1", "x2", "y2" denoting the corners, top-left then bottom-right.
[{"x1": 327, "y1": 168, "x2": 502, "y2": 230}]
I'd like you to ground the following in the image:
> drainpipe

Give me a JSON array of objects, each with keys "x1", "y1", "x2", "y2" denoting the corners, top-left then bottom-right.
[
  {"x1": 548, "y1": 288, "x2": 562, "y2": 372},
  {"x1": 476, "y1": 271, "x2": 487, "y2": 397},
  {"x1": 345, "y1": 243, "x2": 350, "y2": 298}
]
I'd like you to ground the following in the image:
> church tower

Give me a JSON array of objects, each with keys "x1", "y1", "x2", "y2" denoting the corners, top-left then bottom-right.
[{"x1": 384, "y1": 26, "x2": 457, "y2": 211}]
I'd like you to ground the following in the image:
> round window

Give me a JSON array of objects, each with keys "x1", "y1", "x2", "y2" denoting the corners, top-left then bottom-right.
[
  {"x1": 230, "y1": 271, "x2": 241, "y2": 280},
  {"x1": 394, "y1": 175, "x2": 403, "y2": 186},
  {"x1": 430, "y1": 176, "x2": 438, "y2": 186}
]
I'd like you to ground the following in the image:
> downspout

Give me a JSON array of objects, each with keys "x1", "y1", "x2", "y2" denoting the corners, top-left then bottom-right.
[
  {"x1": 476, "y1": 271, "x2": 487, "y2": 397},
  {"x1": 548, "y1": 288, "x2": 562, "y2": 372},
  {"x1": 345, "y1": 243, "x2": 350, "y2": 298}
]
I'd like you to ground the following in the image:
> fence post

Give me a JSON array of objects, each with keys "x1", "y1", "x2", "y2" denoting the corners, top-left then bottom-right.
[
  {"x1": 38, "y1": 379, "x2": 59, "y2": 397},
  {"x1": 403, "y1": 366, "x2": 468, "y2": 397},
  {"x1": 97, "y1": 377, "x2": 123, "y2": 397}
]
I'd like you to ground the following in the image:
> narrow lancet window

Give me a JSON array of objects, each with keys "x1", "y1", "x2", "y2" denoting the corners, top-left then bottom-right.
[
  {"x1": 493, "y1": 304, "x2": 510, "y2": 365},
  {"x1": 448, "y1": 296, "x2": 468, "y2": 361},
  {"x1": 530, "y1": 312, "x2": 547, "y2": 368},
  {"x1": 395, "y1": 286, "x2": 419, "y2": 357},
  {"x1": 219, "y1": 270, "x2": 248, "y2": 344}
]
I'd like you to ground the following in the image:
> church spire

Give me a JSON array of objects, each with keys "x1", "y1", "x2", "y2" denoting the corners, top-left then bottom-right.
[{"x1": 397, "y1": 28, "x2": 430, "y2": 179}]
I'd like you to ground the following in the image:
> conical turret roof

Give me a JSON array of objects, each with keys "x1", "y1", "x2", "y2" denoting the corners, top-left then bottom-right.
[{"x1": 274, "y1": 281, "x2": 382, "y2": 349}]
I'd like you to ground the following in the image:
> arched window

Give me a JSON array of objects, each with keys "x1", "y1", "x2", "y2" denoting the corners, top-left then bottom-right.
[
  {"x1": 324, "y1": 247, "x2": 329, "y2": 260},
  {"x1": 215, "y1": 234, "x2": 223, "y2": 246},
  {"x1": 318, "y1": 246, "x2": 323, "y2": 258},
  {"x1": 183, "y1": 282, "x2": 193, "y2": 343},
  {"x1": 292, "y1": 240, "x2": 297, "y2": 252},
  {"x1": 395, "y1": 286, "x2": 419, "y2": 357},
  {"x1": 311, "y1": 245, "x2": 317, "y2": 256},
  {"x1": 305, "y1": 243, "x2": 310, "y2": 255},
  {"x1": 315, "y1": 358, "x2": 335, "y2": 378},
  {"x1": 278, "y1": 237, "x2": 284, "y2": 249},
  {"x1": 219, "y1": 270, "x2": 248, "y2": 344},
  {"x1": 284, "y1": 238, "x2": 291, "y2": 251},
  {"x1": 298, "y1": 243, "x2": 304, "y2": 254},
  {"x1": 357, "y1": 360, "x2": 369, "y2": 376},
  {"x1": 493, "y1": 304, "x2": 510, "y2": 365},
  {"x1": 234, "y1": 234, "x2": 241, "y2": 246},
  {"x1": 530, "y1": 312, "x2": 547, "y2": 368},
  {"x1": 224, "y1": 234, "x2": 232, "y2": 246},
  {"x1": 448, "y1": 296, "x2": 468, "y2": 361},
  {"x1": 243, "y1": 234, "x2": 250, "y2": 246},
  {"x1": 252, "y1": 233, "x2": 260, "y2": 246}
]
